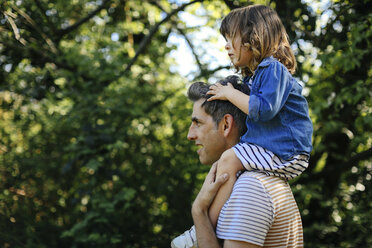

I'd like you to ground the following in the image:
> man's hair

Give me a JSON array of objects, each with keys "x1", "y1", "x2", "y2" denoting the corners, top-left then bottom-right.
[
  {"x1": 220, "y1": 5, "x2": 296, "y2": 76},
  {"x1": 187, "y1": 75, "x2": 249, "y2": 137}
]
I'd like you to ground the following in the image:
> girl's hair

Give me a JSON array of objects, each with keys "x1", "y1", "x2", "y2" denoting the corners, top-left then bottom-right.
[{"x1": 220, "y1": 5, "x2": 296, "y2": 76}]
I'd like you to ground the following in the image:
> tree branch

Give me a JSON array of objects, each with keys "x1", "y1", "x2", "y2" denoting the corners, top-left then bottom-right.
[
  {"x1": 175, "y1": 25, "x2": 204, "y2": 72},
  {"x1": 149, "y1": 0, "x2": 167, "y2": 12},
  {"x1": 56, "y1": 0, "x2": 111, "y2": 39},
  {"x1": 207, "y1": 65, "x2": 231, "y2": 74},
  {"x1": 339, "y1": 147, "x2": 372, "y2": 169},
  {"x1": 124, "y1": 0, "x2": 203, "y2": 73},
  {"x1": 34, "y1": 0, "x2": 56, "y2": 35},
  {"x1": 150, "y1": 1, "x2": 208, "y2": 77},
  {"x1": 3, "y1": 11, "x2": 27, "y2": 46},
  {"x1": 222, "y1": 0, "x2": 251, "y2": 10},
  {"x1": 286, "y1": 4, "x2": 353, "y2": 48},
  {"x1": 11, "y1": 5, "x2": 57, "y2": 53},
  {"x1": 194, "y1": 65, "x2": 231, "y2": 80}
]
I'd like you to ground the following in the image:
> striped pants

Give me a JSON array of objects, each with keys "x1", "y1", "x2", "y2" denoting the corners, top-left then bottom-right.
[{"x1": 233, "y1": 143, "x2": 309, "y2": 180}]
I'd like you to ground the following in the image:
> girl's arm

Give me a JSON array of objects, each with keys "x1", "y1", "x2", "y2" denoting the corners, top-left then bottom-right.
[
  {"x1": 248, "y1": 62, "x2": 291, "y2": 122},
  {"x1": 207, "y1": 83, "x2": 250, "y2": 114}
]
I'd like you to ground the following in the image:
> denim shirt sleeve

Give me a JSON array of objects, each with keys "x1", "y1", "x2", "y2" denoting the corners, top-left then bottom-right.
[{"x1": 248, "y1": 61, "x2": 292, "y2": 122}]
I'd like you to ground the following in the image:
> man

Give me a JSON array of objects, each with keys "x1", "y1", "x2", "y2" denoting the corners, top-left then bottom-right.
[{"x1": 173, "y1": 76, "x2": 304, "y2": 247}]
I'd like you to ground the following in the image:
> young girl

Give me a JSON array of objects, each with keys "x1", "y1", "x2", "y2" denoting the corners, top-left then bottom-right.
[{"x1": 172, "y1": 5, "x2": 312, "y2": 248}]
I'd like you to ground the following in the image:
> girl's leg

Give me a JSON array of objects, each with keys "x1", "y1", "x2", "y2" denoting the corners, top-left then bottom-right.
[{"x1": 208, "y1": 148, "x2": 244, "y2": 229}]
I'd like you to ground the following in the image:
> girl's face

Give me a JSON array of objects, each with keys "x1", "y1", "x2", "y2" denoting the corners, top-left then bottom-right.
[{"x1": 224, "y1": 34, "x2": 252, "y2": 68}]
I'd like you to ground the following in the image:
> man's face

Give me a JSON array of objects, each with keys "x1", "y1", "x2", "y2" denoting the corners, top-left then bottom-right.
[{"x1": 187, "y1": 99, "x2": 228, "y2": 165}]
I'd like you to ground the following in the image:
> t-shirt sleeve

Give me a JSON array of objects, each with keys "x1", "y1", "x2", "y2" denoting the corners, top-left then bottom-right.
[{"x1": 216, "y1": 173, "x2": 274, "y2": 246}]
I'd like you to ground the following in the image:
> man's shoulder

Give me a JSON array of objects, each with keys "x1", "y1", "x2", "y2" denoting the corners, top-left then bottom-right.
[
  {"x1": 238, "y1": 171, "x2": 283, "y2": 180},
  {"x1": 237, "y1": 171, "x2": 290, "y2": 190}
]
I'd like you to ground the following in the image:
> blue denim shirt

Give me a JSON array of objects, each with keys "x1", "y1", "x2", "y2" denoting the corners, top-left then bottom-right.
[{"x1": 241, "y1": 56, "x2": 313, "y2": 160}]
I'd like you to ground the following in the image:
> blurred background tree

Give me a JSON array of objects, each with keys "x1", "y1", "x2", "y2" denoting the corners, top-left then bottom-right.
[{"x1": 0, "y1": 0, "x2": 371, "y2": 247}]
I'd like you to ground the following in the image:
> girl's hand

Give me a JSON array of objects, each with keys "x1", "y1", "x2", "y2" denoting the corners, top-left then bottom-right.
[{"x1": 207, "y1": 83, "x2": 234, "y2": 101}]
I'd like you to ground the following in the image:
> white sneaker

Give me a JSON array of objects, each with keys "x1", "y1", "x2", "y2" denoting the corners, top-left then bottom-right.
[{"x1": 171, "y1": 225, "x2": 197, "y2": 248}]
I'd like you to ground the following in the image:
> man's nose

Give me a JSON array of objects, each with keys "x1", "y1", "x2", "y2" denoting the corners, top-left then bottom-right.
[{"x1": 187, "y1": 127, "x2": 196, "y2": 140}]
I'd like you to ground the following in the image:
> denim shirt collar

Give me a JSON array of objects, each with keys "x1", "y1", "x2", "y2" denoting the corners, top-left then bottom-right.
[
  {"x1": 257, "y1": 56, "x2": 276, "y2": 69},
  {"x1": 243, "y1": 56, "x2": 276, "y2": 84}
]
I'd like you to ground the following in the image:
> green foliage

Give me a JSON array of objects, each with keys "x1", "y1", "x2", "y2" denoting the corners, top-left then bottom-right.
[
  {"x1": 0, "y1": 0, "x2": 371, "y2": 247},
  {"x1": 291, "y1": 1, "x2": 372, "y2": 246}
]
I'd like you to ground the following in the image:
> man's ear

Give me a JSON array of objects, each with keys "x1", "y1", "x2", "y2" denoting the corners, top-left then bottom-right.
[{"x1": 221, "y1": 114, "x2": 234, "y2": 137}]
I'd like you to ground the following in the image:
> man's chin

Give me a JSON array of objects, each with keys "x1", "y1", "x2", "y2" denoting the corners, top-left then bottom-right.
[
  {"x1": 198, "y1": 157, "x2": 208, "y2": 165},
  {"x1": 199, "y1": 157, "x2": 214, "y2": 166}
]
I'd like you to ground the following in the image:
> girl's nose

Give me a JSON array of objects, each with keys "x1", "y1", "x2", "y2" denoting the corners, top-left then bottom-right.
[{"x1": 225, "y1": 42, "x2": 230, "y2": 50}]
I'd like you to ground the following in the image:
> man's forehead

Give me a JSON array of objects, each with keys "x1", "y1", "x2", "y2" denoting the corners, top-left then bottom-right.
[
  {"x1": 191, "y1": 99, "x2": 209, "y2": 120},
  {"x1": 192, "y1": 99, "x2": 207, "y2": 113}
]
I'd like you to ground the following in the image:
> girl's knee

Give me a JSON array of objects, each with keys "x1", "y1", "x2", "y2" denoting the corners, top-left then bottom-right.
[
  {"x1": 217, "y1": 148, "x2": 243, "y2": 174},
  {"x1": 220, "y1": 148, "x2": 236, "y2": 162}
]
